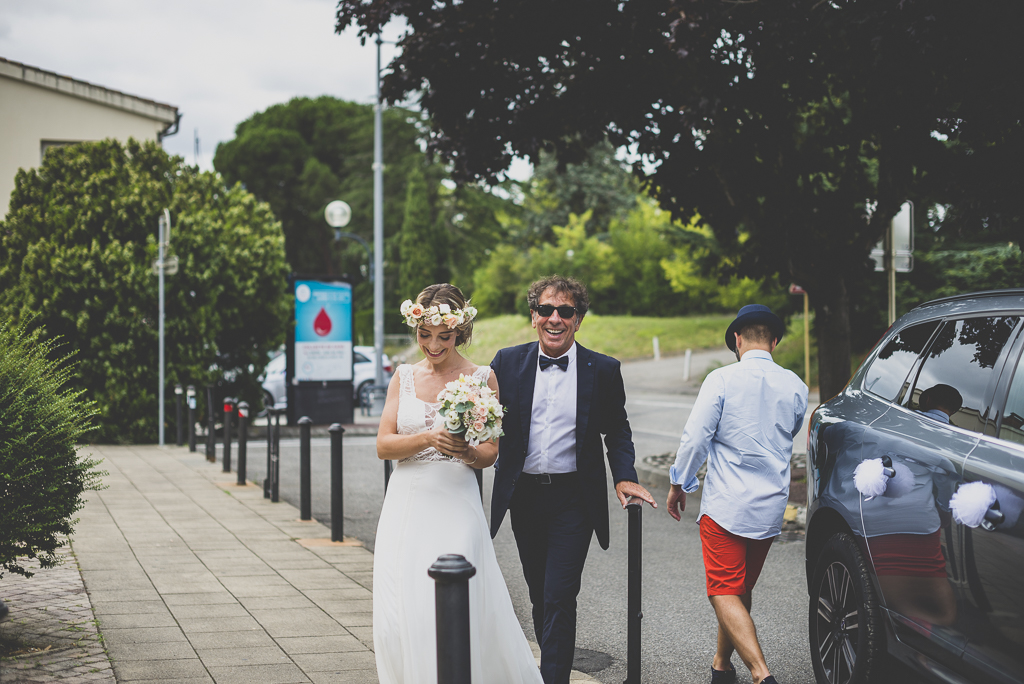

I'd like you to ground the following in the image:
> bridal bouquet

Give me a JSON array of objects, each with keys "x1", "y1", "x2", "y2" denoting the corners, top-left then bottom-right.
[{"x1": 437, "y1": 374, "x2": 504, "y2": 446}]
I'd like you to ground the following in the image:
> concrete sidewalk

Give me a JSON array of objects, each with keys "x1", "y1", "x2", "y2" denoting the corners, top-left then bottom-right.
[
  {"x1": 6, "y1": 444, "x2": 593, "y2": 683},
  {"x1": 73, "y1": 444, "x2": 376, "y2": 683}
]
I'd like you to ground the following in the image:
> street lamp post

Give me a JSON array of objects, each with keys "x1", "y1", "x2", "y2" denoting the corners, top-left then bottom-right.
[{"x1": 373, "y1": 35, "x2": 385, "y2": 387}]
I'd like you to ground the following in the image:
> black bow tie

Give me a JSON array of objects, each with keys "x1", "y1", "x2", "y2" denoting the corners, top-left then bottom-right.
[{"x1": 539, "y1": 355, "x2": 569, "y2": 371}]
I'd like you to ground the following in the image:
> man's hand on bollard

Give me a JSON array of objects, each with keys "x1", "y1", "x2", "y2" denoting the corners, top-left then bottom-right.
[
  {"x1": 616, "y1": 480, "x2": 657, "y2": 509},
  {"x1": 666, "y1": 484, "x2": 686, "y2": 521}
]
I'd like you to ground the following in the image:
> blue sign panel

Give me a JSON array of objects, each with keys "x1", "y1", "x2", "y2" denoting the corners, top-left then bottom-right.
[{"x1": 294, "y1": 280, "x2": 352, "y2": 381}]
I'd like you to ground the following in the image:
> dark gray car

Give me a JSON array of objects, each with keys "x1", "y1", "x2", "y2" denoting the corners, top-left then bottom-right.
[{"x1": 806, "y1": 289, "x2": 1024, "y2": 684}]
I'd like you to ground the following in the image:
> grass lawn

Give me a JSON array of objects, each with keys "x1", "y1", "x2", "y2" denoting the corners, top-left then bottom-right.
[{"x1": 450, "y1": 313, "x2": 733, "y2": 365}]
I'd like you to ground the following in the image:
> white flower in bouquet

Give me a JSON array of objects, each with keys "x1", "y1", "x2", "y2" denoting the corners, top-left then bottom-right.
[{"x1": 436, "y1": 374, "x2": 505, "y2": 447}]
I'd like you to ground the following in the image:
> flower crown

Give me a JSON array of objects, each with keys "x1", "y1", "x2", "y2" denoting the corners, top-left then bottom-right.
[{"x1": 401, "y1": 299, "x2": 478, "y2": 329}]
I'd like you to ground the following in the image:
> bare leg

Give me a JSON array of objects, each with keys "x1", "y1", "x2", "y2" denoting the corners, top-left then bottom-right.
[
  {"x1": 712, "y1": 592, "x2": 751, "y2": 671},
  {"x1": 709, "y1": 594, "x2": 770, "y2": 683}
]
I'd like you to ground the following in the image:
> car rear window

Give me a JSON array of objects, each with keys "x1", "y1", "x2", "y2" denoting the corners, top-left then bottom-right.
[
  {"x1": 863, "y1": 321, "x2": 940, "y2": 401},
  {"x1": 1000, "y1": 351, "x2": 1024, "y2": 445},
  {"x1": 908, "y1": 316, "x2": 1020, "y2": 434}
]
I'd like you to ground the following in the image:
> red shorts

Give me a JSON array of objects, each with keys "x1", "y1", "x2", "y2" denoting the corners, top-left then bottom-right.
[
  {"x1": 869, "y1": 531, "x2": 947, "y2": 578},
  {"x1": 699, "y1": 516, "x2": 775, "y2": 596}
]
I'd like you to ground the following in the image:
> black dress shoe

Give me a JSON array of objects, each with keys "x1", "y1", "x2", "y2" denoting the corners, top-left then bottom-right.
[
  {"x1": 759, "y1": 676, "x2": 779, "y2": 684},
  {"x1": 0, "y1": 599, "x2": 9, "y2": 622},
  {"x1": 711, "y1": 666, "x2": 737, "y2": 683}
]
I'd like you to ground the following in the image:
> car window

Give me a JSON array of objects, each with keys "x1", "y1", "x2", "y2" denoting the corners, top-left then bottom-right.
[
  {"x1": 908, "y1": 316, "x2": 1020, "y2": 434},
  {"x1": 863, "y1": 321, "x2": 940, "y2": 401},
  {"x1": 354, "y1": 353, "x2": 369, "y2": 364},
  {"x1": 1000, "y1": 351, "x2": 1024, "y2": 445}
]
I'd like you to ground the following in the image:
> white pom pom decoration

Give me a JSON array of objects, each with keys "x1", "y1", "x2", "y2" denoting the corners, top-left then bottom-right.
[
  {"x1": 854, "y1": 458, "x2": 889, "y2": 498},
  {"x1": 950, "y1": 481, "x2": 997, "y2": 528},
  {"x1": 884, "y1": 462, "x2": 915, "y2": 499}
]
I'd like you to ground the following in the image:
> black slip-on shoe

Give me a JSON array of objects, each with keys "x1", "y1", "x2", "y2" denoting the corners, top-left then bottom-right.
[
  {"x1": 711, "y1": 666, "x2": 737, "y2": 684},
  {"x1": 759, "y1": 676, "x2": 779, "y2": 684}
]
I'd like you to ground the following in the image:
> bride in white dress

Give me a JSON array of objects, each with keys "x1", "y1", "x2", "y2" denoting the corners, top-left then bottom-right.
[{"x1": 373, "y1": 284, "x2": 544, "y2": 684}]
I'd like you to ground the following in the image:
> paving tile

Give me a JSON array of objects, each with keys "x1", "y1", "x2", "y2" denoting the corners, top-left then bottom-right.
[
  {"x1": 205, "y1": 663, "x2": 311, "y2": 683},
  {"x1": 248, "y1": 609, "x2": 350, "y2": 638},
  {"x1": 275, "y1": 635, "x2": 367, "y2": 655},
  {"x1": 178, "y1": 616, "x2": 263, "y2": 633},
  {"x1": 290, "y1": 651, "x2": 377, "y2": 672},
  {"x1": 187, "y1": 630, "x2": 279, "y2": 650},
  {"x1": 111, "y1": 657, "x2": 210, "y2": 681},
  {"x1": 90, "y1": 599, "x2": 168, "y2": 615},
  {"x1": 163, "y1": 592, "x2": 239, "y2": 606},
  {"x1": 195, "y1": 646, "x2": 292, "y2": 667},
  {"x1": 307, "y1": 670, "x2": 379, "y2": 684},
  {"x1": 106, "y1": 640, "x2": 198, "y2": 661},
  {"x1": 235, "y1": 595, "x2": 318, "y2": 611},
  {"x1": 96, "y1": 612, "x2": 179, "y2": 629},
  {"x1": 168, "y1": 602, "x2": 250, "y2": 619},
  {"x1": 100, "y1": 626, "x2": 189, "y2": 643}
]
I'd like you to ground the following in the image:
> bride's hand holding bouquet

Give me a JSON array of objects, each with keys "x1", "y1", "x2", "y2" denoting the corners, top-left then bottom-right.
[{"x1": 434, "y1": 374, "x2": 504, "y2": 464}]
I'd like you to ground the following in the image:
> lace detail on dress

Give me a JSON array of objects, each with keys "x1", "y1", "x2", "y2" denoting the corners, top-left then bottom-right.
[{"x1": 395, "y1": 364, "x2": 492, "y2": 464}]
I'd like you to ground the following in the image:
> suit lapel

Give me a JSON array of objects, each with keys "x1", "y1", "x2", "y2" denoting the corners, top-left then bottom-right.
[
  {"x1": 519, "y1": 343, "x2": 539, "y2": 454},
  {"x1": 575, "y1": 344, "x2": 595, "y2": 459}
]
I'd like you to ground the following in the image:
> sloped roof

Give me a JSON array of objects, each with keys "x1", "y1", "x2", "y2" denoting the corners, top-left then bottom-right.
[{"x1": 0, "y1": 56, "x2": 178, "y2": 124}]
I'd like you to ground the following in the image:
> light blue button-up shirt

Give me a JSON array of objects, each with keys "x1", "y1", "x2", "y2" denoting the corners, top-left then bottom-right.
[{"x1": 670, "y1": 349, "x2": 808, "y2": 539}]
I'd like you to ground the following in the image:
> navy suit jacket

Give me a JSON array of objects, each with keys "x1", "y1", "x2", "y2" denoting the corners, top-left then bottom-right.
[{"x1": 489, "y1": 341, "x2": 638, "y2": 550}]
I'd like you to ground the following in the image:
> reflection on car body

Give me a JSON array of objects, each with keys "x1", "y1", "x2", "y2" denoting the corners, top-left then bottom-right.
[{"x1": 806, "y1": 290, "x2": 1024, "y2": 684}]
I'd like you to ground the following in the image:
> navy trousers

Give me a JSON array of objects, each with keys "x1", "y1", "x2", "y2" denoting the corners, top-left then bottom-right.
[{"x1": 509, "y1": 475, "x2": 594, "y2": 684}]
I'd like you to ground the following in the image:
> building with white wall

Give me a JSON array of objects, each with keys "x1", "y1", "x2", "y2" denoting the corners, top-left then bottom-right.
[{"x1": 0, "y1": 56, "x2": 179, "y2": 215}]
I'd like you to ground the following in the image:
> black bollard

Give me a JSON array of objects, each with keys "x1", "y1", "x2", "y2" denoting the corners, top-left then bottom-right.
[
  {"x1": 428, "y1": 554, "x2": 476, "y2": 684},
  {"x1": 205, "y1": 385, "x2": 216, "y2": 462},
  {"x1": 236, "y1": 402, "x2": 249, "y2": 486},
  {"x1": 264, "y1": 406, "x2": 273, "y2": 498},
  {"x1": 384, "y1": 459, "x2": 393, "y2": 494},
  {"x1": 222, "y1": 397, "x2": 235, "y2": 473},
  {"x1": 624, "y1": 499, "x2": 644, "y2": 684},
  {"x1": 329, "y1": 423, "x2": 345, "y2": 541},
  {"x1": 187, "y1": 385, "x2": 197, "y2": 452},
  {"x1": 175, "y1": 384, "x2": 184, "y2": 446},
  {"x1": 271, "y1": 409, "x2": 281, "y2": 503},
  {"x1": 298, "y1": 416, "x2": 312, "y2": 520}
]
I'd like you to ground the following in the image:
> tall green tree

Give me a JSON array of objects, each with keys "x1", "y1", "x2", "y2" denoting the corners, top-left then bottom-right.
[
  {"x1": 336, "y1": 0, "x2": 1024, "y2": 398},
  {"x1": 0, "y1": 139, "x2": 289, "y2": 442},
  {"x1": 398, "y1": 165, "x2": 448, "y2": 297}
]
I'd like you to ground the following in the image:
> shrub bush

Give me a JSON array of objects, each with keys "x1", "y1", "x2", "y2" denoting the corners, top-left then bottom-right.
[{"x1": 0, "y1": 321, "x2": 103, "y2": 578}]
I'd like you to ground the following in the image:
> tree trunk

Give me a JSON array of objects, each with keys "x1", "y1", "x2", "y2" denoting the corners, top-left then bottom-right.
[{"x1": 814, "y1": 276, "x2": 852, "y2": 401}]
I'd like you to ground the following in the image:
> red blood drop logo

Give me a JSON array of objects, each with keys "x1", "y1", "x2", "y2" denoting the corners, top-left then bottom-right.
[{"x1": 313, "y1": 308, "x2": 332, "y2": 336}]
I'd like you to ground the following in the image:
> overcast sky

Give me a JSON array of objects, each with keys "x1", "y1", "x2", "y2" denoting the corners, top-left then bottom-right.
[{"x1": 0, "y1": 0, "x2": 410, "y2": 172}]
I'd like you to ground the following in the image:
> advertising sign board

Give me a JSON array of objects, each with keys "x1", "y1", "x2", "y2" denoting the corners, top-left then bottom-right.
[{"x1": 294, "y1": 280, "x2": 353, "y2": 382}]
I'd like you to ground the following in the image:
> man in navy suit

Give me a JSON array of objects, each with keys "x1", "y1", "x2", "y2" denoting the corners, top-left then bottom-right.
[{"x1": 490, "y1": 275, "x2": 656, "y2": 684}]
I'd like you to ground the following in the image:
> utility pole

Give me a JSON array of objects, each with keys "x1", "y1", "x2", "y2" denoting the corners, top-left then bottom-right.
[{"x1": 157, "y1": 209, "x2": 170, "y2": 445}]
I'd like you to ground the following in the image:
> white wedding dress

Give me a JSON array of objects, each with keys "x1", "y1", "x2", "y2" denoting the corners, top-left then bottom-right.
[{"x1": 373, "y1": 364, "x2": 544, "y2": 684}]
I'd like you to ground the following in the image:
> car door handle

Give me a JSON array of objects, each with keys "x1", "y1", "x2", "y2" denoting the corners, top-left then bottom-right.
[
  {"x1": 981, "y1": 501, "x2": 1005, "y2": 532},
  {"x1": 881, "y1": 454, "x2": 896, "y2": 480}
]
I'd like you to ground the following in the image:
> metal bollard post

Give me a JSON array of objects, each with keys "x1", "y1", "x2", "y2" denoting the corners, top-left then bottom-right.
[
  {"x1": 428, "y1": 554, "x2": 476, "y2": 684},
  {"x1": 384, "y1": 459, "x2": 393, "y2": 494},
  {"x1": 264, "y1": 406, "x2": 273, "y2": 498},
  {"x1": 205, "y1": 385, "x2": 216, "y2": 462},
  {"x1": 298, "y1": 416, "x2": 312, "y2": 520},
  {"x1": 329, "y1": 423, "x2": 345, "y2": 541},
  {"x1": 271, "y1": 409, "x2": 281, "y2": 503},
  {"x1": 187, "y1": 385, "x2": 197, "y2": 452},
  {"x1": 222, "y1": 397, "x2": 235, "y2": 473},
  {"x1": 175, "y1": 384, "x2": 184, "y2": 446},
  {"x1": 236, "y1": 402, "x2": 249, "y2": 486},
  {"x1": 624, "y1": 499, "x2": 644, "y2": 684}
]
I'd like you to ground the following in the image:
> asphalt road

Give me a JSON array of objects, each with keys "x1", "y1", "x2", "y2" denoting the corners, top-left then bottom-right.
[{"x1": 224, "y1": 349, "x2": 924, "y2": 684}]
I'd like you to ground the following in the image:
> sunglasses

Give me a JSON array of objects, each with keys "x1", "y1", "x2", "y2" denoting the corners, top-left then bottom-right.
[{"x1": 533, "y1": 304, "x2": 577, "y2": 318}]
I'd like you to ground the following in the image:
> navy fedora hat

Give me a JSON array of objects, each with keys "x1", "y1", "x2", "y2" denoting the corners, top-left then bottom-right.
[{"x1": 725, "y1": 304, "x2": 786, "y2": 352}]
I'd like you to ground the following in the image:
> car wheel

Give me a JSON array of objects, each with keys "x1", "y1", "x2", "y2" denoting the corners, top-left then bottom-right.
[
  {"x1": 262, "y1": 389, "x2": 275, "y2": 410},
  {"x1": 809, "y1": 532, "x2": 885, "y2": 684}
]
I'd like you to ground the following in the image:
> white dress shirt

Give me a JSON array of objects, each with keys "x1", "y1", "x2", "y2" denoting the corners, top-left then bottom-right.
[
  {"x1": 524, "y1": 343, "x2": 578, "y2": 474},
  {"x1": 670, "y1": 349, "x2": 808, "y2": 539}
]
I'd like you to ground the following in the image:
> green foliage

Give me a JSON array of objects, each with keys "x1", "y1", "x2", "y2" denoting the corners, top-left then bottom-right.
[
  {"x1": 398, "y1": 165, "x2": 448, "y2": 297},
  {"x1": 0, "y1": 139, "x2": 289, "y2": 443},
  {"x1": 0, "y1": 320, "x2": 103, "y2": 578}
]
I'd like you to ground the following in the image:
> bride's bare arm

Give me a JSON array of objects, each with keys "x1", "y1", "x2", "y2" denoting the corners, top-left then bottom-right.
[{"x1": 376, "y1": 372, "x2": 476, "y2": 461}]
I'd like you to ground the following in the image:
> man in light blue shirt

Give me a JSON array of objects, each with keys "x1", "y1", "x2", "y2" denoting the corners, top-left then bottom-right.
[{"x1": 667, "y1": 304, "x2": 807, "y2": 684}]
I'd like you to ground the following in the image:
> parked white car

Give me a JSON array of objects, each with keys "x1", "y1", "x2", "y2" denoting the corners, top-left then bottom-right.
[{"x1": 260, "y1": 346, "x2": 393, "y2": 409}]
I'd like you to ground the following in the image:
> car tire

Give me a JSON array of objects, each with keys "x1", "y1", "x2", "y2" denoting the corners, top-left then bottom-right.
[
  {"x1": 262, "y1": 389, "x2": 275, "y2": 410},
  {"x1": 809, "y1": 532, "x2": 885, "y2": 684}
]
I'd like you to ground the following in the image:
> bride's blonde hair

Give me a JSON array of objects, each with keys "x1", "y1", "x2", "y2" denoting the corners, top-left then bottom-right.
[{"x1": 416, "y1": 283, "x2": 474, "y2": 348}]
